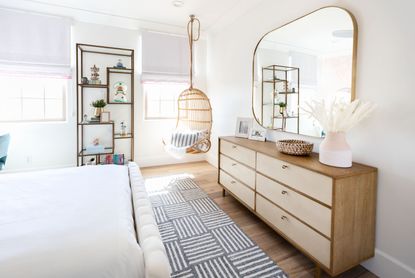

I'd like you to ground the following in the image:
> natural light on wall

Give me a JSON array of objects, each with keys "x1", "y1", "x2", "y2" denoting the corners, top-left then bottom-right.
[{"x1": 0, "y1": 8, "x2": 71, "y2": 123}]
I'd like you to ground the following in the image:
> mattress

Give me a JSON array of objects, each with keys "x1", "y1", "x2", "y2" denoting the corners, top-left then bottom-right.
[{"x1": 0, "y1": 165, "x2": 145, "y2": 278}]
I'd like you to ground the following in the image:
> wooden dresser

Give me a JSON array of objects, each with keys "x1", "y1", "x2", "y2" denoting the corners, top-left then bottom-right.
[{"x1": 218, "y1": 136, "x2": 377, "y2": 277}]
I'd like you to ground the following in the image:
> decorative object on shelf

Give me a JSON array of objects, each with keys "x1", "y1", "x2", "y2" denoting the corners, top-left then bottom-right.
[
  {"x1": 278, "y1": 102, "x2": 287, "y2": 116},
  {"x1": 248, "y1": 125, "x2": 267, "y2": 141},
  {"x1": 303, "y1": 98, "x2": 376, "y2": 167},
  {"x1": 90, "y1": 64, "x2": 101, "y2": 85},
  {"x1": 82, "y1": 114, "x2": 88, "y2": 124},
  {"x1": 85, "y1": 157, "x2": 96, "y2": 166},
  {"x1": 91, "y1": 99, "x2": 107, "y2": 117},
  {"x1": 85, "y1": 138, "x2": 105, "y2": 153},
  {"x1": 235, "y1": 117, "x2": 253, "y2": 138},
  {"x1": 100, "y1": 111, "x2": 111, "y2": 123},
  {"x1": 81, "y1": 77, "x2": 89, "y2": 84},
  {"x1": 104, "y1": 154, "x2": 113, "y2": 164},
  {"x1": 276, "y1": 139, "x2": 313, "y2": 156},
  {"x1": 120, "y1": 121, "x2": 127, "y2": 136},
  {"x1": 113, "y1": 81, "x2": 128, "y2": 103},
  {"x1": 113, "y1": 154, "x2": 124, "y2": 165},
  {"x1": 115, "y1": 59, "x2": 125, "y2": 69}
]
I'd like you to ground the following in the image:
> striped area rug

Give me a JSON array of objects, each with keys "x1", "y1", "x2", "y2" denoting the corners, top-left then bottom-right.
[{"x1": 145, "y1": 175, "x2": 287, "y2": 278}]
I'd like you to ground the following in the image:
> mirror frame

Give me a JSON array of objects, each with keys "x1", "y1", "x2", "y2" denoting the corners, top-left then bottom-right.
[{"x1": 251, "y1": 6, "x2": 358, "y2": 136}]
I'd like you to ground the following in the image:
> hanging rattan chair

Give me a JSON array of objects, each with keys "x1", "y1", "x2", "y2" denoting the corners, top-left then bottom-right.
[{"x1": 163, "y1": 15, "x2": 212, "y2": 154}]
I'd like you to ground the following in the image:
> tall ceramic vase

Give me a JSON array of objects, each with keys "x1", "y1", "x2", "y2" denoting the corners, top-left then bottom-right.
[{"x1": 319, "y1": 132, "x2": 352, "y2": 168}]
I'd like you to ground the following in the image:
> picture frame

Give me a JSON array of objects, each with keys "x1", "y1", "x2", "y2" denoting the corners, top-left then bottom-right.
[
  {"x1": 100, "y1": 111, "x2": 110, "y2": 123},
  {"x1": 248, "y1": 125, "x2": 267, "y2": 141},
  {"x1": 235, "y1": 117, "x2": 253, "y2": 138}
]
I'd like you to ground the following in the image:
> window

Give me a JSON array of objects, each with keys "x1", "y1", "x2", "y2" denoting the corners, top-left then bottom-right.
[
  {"x1": 0, "y1": 75, "x2": 67, "y2": 122},
  {"x1": 144, "y1": 82, "x2": 188, "y2": 119}
]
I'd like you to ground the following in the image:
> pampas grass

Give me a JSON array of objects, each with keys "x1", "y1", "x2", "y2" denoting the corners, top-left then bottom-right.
[{"x1": 302, "y1": 99, "x2": 376, "y2": 132}]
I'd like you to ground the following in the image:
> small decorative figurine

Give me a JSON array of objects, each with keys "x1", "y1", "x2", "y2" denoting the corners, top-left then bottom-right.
[
  {"x1": 120, "y1": 122, "x2": 127, "y2": 136},
  {"x1": 81, "y1": 77, "x2": 89, "y2": 84},
  {"x1": 90, "y1": 65, "x2": 101, "y2": 85},
  {"x1": 115, "y1": 59, "x2": 125, "y2": 69},
  {"x1": 82, "y1": 114, "x2": 88, "y2": 123},
  {"x1": 113, "y1": 81, "x2": 128, "y2": 103},
  {"x1": 93, "y1": 138, "x2": 100, "y2": 146}
]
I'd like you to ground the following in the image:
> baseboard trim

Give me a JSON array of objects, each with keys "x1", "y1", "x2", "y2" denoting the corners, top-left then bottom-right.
[
  {"x1": 362, "y1": 248, "x2": 415, "y2": 278},
  {"x1": 136, "y1": 154, "x2": 206, "y2": 168}
]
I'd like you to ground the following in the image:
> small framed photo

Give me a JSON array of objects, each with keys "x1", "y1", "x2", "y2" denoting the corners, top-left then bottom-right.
[
  {"x1": 248, "y1": 125, "x2": 267, "y2": 141},
  {"x1": 100, "y1": 111, "x2": 110, "y2": 123},
  {"x1": 235, "y1": 117, "x2": 253, "y2": 138}
]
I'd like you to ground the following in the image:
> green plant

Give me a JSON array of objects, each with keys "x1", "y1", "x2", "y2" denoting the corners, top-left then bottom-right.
[
  {"x1": 278, "y1": 102, "x2": 287, "y2": 108},
  {"x1": 91, "y1": 99, "x2": 107, "y2": 108}
]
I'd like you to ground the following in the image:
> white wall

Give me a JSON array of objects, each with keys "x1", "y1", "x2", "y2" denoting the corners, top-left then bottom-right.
[
  {"x1": 206, "y1": 0, "x2": 415, "y2": 277},
  {"x1": 0, "y1": 19, "x2": 207, "y2": 171}
]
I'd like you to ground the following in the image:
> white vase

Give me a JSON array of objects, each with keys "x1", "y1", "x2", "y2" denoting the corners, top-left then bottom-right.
[{"x1": 319, "y1": 132, "x2": 352, "y2": 168}]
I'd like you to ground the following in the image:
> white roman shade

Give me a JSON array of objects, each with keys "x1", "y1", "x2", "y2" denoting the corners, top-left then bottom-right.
[
  {"x1": 0, "y1": 8, "x2": 71, "y2": 77},
  {"x1": 141, "y1": 30, "x2": 189, "y2": 82}
]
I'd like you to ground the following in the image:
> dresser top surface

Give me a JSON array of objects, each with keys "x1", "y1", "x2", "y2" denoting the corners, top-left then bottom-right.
[{"x1": 220, "y1": 136, "x2": 377, "y2": 179}]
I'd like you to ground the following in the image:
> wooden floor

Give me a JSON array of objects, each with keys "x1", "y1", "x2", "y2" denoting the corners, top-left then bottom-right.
[{"x1": 141, "y1": 161, "x2": 377, "y2": 278}]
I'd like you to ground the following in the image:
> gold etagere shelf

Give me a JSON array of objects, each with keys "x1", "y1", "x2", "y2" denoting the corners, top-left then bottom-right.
[
  {"x1": 261, "y1": 65, "x2": 300, "y2": 132},
  {"x1": 76, "y1": 43, "x2": 135, "y2": 166}
]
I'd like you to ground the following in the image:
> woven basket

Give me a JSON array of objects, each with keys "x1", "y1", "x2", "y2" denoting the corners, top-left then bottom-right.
[{"x1": 276, "y1": 139, "x2": 313, "y2": 156}]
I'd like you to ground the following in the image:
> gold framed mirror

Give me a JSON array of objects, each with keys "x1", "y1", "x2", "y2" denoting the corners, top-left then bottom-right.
[{"x1": 252, "y1": 6, "x2": 357, "y2": 137}]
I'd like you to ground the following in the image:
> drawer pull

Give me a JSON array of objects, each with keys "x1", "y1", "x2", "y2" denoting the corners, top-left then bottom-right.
[
  {"x1": 281, "y1": 215, "x2": 288, "y2": 221},
  {"x1": 232, "y1": 145, "x2": 237, "y2": 149},
  {"x1": 281, "y1": 190, "x2": 288, "y2": 195},
  {"x1": 232, "y1": 163, "x2": 237, "y2": 166},
  {"x1": 281, "y1": 165, "x2": 288, "y2": 169},
  {"x1": 231, "y1": 180, "x2": 236, "y2": 184}
]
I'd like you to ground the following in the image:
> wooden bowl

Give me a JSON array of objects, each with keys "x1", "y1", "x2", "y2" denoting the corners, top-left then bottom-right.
[{"x1": 276, "y1": 139, "x2": 313, "y2": 156}]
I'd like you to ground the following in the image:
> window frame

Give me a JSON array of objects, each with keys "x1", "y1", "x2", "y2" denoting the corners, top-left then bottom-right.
[
  {"x1": 0, "y1": 75, "x2": 68, "y2": 123},
  {"x1": 143, "y1": 81, "x2": 188, "y2": 120}
]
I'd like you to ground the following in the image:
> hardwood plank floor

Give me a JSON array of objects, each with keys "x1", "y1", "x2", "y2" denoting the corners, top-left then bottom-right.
[{"x1": 141, "y1": 161, "x2": 377, "y2": 278}]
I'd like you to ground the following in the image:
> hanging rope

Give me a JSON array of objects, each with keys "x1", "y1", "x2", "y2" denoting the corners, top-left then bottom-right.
[{"x1": 187, "y1": 15, "x2": 200, "y2": 89}]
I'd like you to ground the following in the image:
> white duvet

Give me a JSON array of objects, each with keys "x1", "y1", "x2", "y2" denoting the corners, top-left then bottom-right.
[{"x1": 0, "y1": 165, "x2": 144, "y2": 278}]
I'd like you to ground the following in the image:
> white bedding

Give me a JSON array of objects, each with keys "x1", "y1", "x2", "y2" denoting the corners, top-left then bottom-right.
[{"x1": 0, "y1": 165, "x2": 144, "y2": 278}]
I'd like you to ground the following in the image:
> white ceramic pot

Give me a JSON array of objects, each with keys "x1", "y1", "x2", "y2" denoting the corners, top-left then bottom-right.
[{"x1": 319, "y1": 132, "x2": 352, "y2": 168}]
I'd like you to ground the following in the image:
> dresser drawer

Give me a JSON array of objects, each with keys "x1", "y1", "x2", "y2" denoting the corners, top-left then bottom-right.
[
  {"x1": 256, "y1": 195, "x2": 331, "y2": 267},
  {"x1": 256, "y1": 173, "x2": 331, "y2": 237},
  {"x1": 220, "y1": 155, "x2": 255, "y2": 189},
  {"x1": 257, "y1": 153, "x2": 332, "y2": 206},
  {"x1": 219, "y1": 170, "x2": 255, "y2": 209},
  {"x1": 220, "y1": 140, "x2": 256, "y2": 168}
]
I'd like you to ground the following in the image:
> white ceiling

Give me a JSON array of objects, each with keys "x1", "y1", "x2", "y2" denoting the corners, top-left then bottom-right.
[{"x1": 0, "y1": 0, "x2": 264, "y2": 33}]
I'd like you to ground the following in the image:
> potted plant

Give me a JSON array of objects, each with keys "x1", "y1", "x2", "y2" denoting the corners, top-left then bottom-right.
[
  {"x1": 303, "y1": 99, "x2": 375, "y2": 167},
  {"x1": 91, "y1": 99, "x2": 107, "y2": 117},
  {"x1": 278, "y1": 102, "x2": 287, "y2": 116}
]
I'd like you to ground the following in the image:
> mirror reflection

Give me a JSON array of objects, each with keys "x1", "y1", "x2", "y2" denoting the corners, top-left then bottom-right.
[{"x1": 252, "y1": 7, "x2": 356, "y2": 137}]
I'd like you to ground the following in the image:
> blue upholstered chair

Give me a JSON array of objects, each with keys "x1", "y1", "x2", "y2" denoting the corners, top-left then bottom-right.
[{"x1": 0, "y1": 133, "x2": 10, "y2": 170}]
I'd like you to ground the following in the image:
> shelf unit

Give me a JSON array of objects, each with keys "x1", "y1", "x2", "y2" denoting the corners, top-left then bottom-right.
[
  {"x1": 76, "y1": 43, "x2": 134, "y2": 166},
  {"x1": 261, "y1": 65, "x2": 300, "y2": 132}
]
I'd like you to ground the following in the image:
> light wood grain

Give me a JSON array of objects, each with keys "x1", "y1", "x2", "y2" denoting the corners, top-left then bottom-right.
[
  {"x1": 256, "y1": 195, "x2": 332, "y2": 268},
  {"x1": 257, "y1": 173, "x2": 332, "y2": 238},
  {"x1": 141, "y1": 161, "x2": 377, "y2": 278},
  {"x1": 220, "y1": 139, "x2": 256, "y2": 168},
  {"x1": 331, "y1": 173, "x2": 377, "y2": 275},
  {"x1": 257, "y1": 152, "x2": 333, "y2": 206},
  {"x1": 220, "y1": 154, "x2": 256, "y2": 189},
  {"x1": 221, "y1": 136, "x2": 376, "y2": 179},
  {"x1": 220, "y1": 170, "x2": 255, "y2": 209}
]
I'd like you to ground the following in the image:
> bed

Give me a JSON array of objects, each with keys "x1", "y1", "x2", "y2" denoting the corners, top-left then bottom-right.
[{"x1": 0, "y1": 163, "x2": 170, "y2": 278}]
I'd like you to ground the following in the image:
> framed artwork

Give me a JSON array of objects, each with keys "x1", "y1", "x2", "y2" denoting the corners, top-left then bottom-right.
[
  {"x1": 235, "y1": 117, "x2": 253, "y2": 138},
  {"x1": 248, "y1": 125, "x2": 267, "y2": 141},
  {"x1": 100, "y1": 111, "x2": 111, "y2": 123}
]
